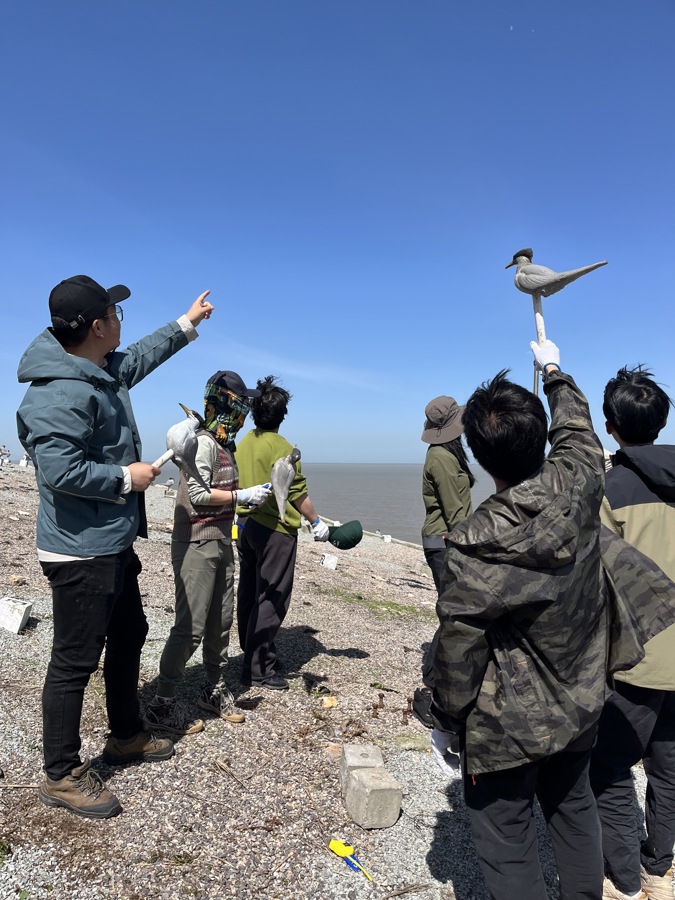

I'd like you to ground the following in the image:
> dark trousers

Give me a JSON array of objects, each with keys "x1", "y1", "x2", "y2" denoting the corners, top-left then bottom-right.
[
  {"x1": 40, "y1": 548, "x2": 148, "y2": 780},
  {"x1": 236, "y1": 518, "x2": 297, "y2": 682},
  {"x1": 464, "y1": 736, "x2": 603, "y2": 900},
  {"x1": 422, "y1": 546, "x2": 447, "y2": 690},
  {"x1": 590, "y1": 681, "x2": 675, "y2": 893},
  {"x1": 424, "y1": 546, "x2": 446, "y2": 596}
]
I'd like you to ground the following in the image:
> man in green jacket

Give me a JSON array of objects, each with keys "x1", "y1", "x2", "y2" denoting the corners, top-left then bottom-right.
[
  {"x1": 430, "y1": 339, "x2": 607, "y2": 899},
  {"x1": 590, "y1": 366, "x2": 675, "y2": 900}
]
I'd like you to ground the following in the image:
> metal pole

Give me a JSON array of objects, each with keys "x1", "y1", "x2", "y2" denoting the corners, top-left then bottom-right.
[{"x1": 532, "y1": 292, "x2": 546, "y2": 396}]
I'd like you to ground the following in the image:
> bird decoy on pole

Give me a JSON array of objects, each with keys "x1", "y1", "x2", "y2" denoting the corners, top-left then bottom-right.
[
  {"x1": 505, "y1": 248, "x2": 608, "y2": 394},
  {"x1": 152, "y1": 403, "x2": 209, "y2": 490}
]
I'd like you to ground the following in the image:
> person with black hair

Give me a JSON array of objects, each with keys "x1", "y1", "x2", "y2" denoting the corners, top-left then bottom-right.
[
  {"x1": 234, "y1": 376, "x2": 329, "y2": 691},
  {"x1": 430, "y1": 339, "x2": 607, "y2": 899},
  {"x1": 145, "y1": 370, "x2": 271, "y2": 736},
  {"x1": 590, "y1": 367, "x2": 675, "y2": 900},
  {"x1": 16, "y1": 274, "x2": 213, "y2": 819}
]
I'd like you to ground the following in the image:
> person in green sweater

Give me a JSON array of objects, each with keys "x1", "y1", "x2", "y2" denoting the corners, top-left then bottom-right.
[
  {"x1": 235, "y1": 376, "x2": 329, "y2": 691},
  {"x1": 414, "y1": 395, "x2": 474, "y2": 727}
]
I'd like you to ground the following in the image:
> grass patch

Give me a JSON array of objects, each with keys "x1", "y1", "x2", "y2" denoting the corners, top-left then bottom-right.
[
  {"x1": 148, "y1": 850, "x2": 195, "y2": 866},
  {"x1": 0, "y1": 839, "x2": 12, "y2": 866},
  {"x1": 329, "y1": 587, "x2": 434, "y2": 618}
]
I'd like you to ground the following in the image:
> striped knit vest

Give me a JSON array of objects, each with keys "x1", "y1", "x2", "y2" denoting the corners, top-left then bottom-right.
[{"x1": 172, "y1": 431, "x2": 237, "y2": 542}]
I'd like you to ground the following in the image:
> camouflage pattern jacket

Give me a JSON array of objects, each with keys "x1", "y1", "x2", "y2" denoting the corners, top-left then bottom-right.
[{"x1": 431, "y1": 371, "x2": 608, "y2": 774}]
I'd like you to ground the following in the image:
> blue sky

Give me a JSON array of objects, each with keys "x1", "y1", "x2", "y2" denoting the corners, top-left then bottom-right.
[{"x1": 2, "y1": 1, "x2": 673, "y2": 464}]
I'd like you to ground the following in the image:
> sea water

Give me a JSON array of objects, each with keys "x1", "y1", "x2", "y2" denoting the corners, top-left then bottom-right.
[{"x1": 302, "y1": 463, "x2": 494, "y2": 545}]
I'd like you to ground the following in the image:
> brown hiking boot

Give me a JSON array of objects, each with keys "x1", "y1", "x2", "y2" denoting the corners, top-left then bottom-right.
[
  {"x1": 38, "y1": 759, "x2": 121, "y2": 819},
  {"x1": 102, "y1": 729, "x2": 174, "y2": 765}
]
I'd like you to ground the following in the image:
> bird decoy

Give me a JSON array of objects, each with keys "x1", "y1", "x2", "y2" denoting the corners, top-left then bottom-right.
[
  {"x1": 505, "y1": 248, "x2": 608, "y2": 298},
  {"x1": 505, "y1": 248, "x2": 608, "y2": 394},
  {"x1": 152, "y1": 403, "x2": 209, "y2": 490},
  {"x1": 270, "y1": 447, "x2": 301, "y2": 524}
]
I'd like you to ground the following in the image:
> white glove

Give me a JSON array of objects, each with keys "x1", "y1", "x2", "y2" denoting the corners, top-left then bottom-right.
[
  {"x1": 311, "y1": 517, "x2": 330, "y2": 541},
  {"x1": 431, "y1": 728, "x2": 461, "y2": 779},
  {"x1": 530, "y1": 339, "x2": 561, "y2": 373},
  {"x1": 237, "y1": 484, "x2": 272, "y2": 507}
]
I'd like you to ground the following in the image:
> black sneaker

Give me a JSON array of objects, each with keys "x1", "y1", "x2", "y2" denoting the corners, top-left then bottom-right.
[
  {"x1": 412, "y1": 687, "x2": 434, "y2": 729},
  {"x1": 144, "y1": 698, "x2": 204, "y2": 736},
  {"x1": 242, "y1": 673, "x2": 289, "y2": 691}
]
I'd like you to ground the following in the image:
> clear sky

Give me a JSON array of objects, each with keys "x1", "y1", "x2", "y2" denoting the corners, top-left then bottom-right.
[{"x1": 2, "y1": 1, "x2": 673, "y2": 464}]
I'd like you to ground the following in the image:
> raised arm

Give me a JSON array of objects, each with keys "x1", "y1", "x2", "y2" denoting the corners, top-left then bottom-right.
[{"x1": 531, "y1": 339, "x2": 605, "y2": 479}]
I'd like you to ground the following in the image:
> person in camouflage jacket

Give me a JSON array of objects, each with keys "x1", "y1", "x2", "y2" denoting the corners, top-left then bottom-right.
[{"x1": 430, "y1": 340, "x2": 607, "y2": 900}]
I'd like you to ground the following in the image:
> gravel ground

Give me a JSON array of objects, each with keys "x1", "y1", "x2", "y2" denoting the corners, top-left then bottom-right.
[{"x1": 0, "y1": 465, "x2": 649, "y2": 900}]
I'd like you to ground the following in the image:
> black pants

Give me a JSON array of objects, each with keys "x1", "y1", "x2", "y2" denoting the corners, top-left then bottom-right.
[
  {"x1": 40, "y1": 548, "x2": 148, "y2": 780},
  {"x1": 424, "y1": 546, "x2": 446, "y2": 596},
  {"x1": 236, "y1": 518, "x2": 297, "y2": 682},
  {"x1": 590, "y1": 681, "x2": 675, "y2": 894},
  {"x1": 464, "y1": 735, "x2": 603, "y2": 900},
  {"x1": 422, "y1": 546, "x2": 446, "y2": 690}
]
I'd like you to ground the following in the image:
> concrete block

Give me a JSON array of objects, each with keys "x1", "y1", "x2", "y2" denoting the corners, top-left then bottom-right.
[
  {"x1": 339, "y1": 744, "x2": 384, "y2": 794},
  {"x1": 0, "y1": 597, "x2": 32, "y2": 634},
  {"x1": 343, "y1": 767, "x2": 402, "y2": 829},
  {"x1": 320, "y1": 553, "x2": 338, "y2": 570}
]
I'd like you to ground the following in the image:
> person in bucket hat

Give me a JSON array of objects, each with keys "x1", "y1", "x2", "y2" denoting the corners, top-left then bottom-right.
[{"x1": 413, "y1": 395, "x2": 475, "y2": 729}]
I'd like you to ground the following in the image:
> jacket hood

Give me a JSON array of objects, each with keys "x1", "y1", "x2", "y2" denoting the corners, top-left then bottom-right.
[
  {"x1": 448, "y1": 459, "x2": 585, "y2": 569},
  {"x1": 616, "y1": 445, "x2": 675, "y2": 502},
  {"x1": 17, "y1": 329, "x2": 115, "y2": 386}
]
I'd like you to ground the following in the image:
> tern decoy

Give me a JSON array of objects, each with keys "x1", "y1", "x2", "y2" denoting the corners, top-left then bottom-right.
[
  {"x1": 505, "y1": 248, "x2": 608, "y2": 394},
  {"x1": 152, "y1": 403, "x2": 209, "y2": 490},
  {"x1": 270, "y1": 447, "x2": 301, "y2": 524},
  {"x1": 505, "y1": 248, "x2": 608, "y2": 297}
]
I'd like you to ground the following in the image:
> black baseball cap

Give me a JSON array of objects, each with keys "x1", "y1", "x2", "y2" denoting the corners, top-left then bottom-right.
[
  {"x1": 49, "y1": 275, "x2": 131, "y2": 330},
  {"x1": 208, "y1": 370, "x2": 260, "y2": 399}
]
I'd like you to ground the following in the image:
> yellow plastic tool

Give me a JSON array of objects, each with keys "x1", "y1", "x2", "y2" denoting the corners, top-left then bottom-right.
[{"x1": 328, "y1": 839, "x2": 373, "y2": 881}]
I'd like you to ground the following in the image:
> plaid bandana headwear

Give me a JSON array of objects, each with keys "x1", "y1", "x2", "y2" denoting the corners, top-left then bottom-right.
[{"x1": 203, "y1": 383, "x2": 251, "y2": 450}]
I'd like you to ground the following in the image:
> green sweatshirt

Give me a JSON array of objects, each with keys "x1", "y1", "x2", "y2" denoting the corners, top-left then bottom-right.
[
  {"x1": 421, "y1": 445, "x2": 473, "y2": 541},
  {"x1": 234, "y1": 429, "x2": 308, "y2": 535}
]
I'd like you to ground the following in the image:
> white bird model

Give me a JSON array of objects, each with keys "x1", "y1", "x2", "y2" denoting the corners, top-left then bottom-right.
[
  {"x1": 270, "y1": 447, "x2": 301, "y2": 524},
  {"x1": 152, "y1": 403, "x2": 209, "y2": 490},
  {"x1": 506, "y1": 248, "x2": 607, "y2": 297}
]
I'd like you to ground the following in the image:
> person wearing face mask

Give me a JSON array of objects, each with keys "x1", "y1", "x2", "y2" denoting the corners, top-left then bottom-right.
[{"x1": 145, "y1": 371, "x2": 272, "y2": 734}]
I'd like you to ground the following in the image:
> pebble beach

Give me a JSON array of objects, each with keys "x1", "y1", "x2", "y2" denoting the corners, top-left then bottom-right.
[{"x1": 0, "y1": 463, "x2": 646, "y2": 900}]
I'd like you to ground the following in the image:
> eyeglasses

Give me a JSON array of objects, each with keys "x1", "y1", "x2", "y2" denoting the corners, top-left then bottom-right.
[{"x1": 101, "y1": 305, "x2": 124, "y2": 322}]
